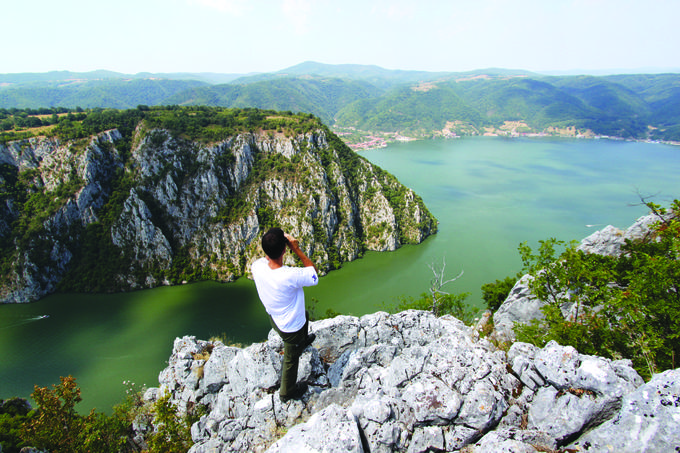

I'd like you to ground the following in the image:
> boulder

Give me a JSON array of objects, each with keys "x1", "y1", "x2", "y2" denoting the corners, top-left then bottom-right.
[
  {"x1": 569, "y1": 368, "x2": 680, "y2": 452},
  {"x1": 266, "y1": 404, "x2": 363, "y2": 453},
  {"x1": 492, "y1": 274, "x2": 543, "y2": 341},
  {"x1": 577, "y1": 214, "x2": 664, "y2": 257},
  {"x1": 142, "y1": 310, "x2": 679, "y2": 452}
]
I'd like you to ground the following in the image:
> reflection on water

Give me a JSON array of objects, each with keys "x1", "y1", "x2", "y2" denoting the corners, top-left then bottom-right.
[{"x1": 1, "y1": 137, "x2": 678, "y2": 411}]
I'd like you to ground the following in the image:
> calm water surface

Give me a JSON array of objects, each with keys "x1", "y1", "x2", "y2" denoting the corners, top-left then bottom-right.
[{"x1": 1, "y1": 137, "x2": 678, "y2": 411}]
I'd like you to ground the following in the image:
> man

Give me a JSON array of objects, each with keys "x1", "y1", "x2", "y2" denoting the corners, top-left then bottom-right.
[{"x1": 251, "y1": 227, "x2": 319, "y2": 402}]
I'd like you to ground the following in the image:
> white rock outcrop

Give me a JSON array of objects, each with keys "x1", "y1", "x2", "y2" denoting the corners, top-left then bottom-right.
[{"x1": 143, "y1": 310, "x2": 679, "y2": 452}]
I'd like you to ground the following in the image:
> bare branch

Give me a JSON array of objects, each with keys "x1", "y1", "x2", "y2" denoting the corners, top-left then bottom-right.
[{"x1": 428, "y1": 257, "x2": 464, "y2": 315}]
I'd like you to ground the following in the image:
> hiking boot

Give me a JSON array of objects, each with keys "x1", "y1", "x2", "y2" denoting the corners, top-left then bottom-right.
[{"x1": 279, "y1": 383, "x2": 308, "y2": 403}]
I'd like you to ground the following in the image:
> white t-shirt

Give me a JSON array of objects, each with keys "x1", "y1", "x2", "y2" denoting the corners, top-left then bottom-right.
[{"x1": 251, "y1": 257, "x2": 319, "y2": 333}]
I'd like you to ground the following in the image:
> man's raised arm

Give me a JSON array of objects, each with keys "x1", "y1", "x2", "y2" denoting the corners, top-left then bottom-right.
[{"x1": 285, "y1": 233, "x2": 318, "y2": 274}]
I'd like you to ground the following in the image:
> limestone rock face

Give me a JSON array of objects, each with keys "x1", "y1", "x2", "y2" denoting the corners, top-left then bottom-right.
[
  {"x1": 568, "y1": 368, "x2": 680, "y2": 452},
  {"x1": 577, "y1": 214, "x2": 662, "y2": 256},
  {"x1": 0, "y1": 130, "x2": 124, "y2": 302},
  {"x1": 0, "y1": 126, "x2": 436, "y2": 303},
  {"x1": 143, "y1": 310, "x2": 679, "y2": 453}
]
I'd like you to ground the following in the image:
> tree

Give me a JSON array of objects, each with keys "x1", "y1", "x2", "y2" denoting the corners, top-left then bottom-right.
[
  {"x1": 390, "y1": 258, "x2": 475, "y2": 323},
  {"x1": 481, "y1": 273, "x2": 522, "y2": 311},
  {"x1": 513, "y1": 199, "x2": 680, "y2": 379},
  {"x1": 427, "y1": 257, "x2": 465, "y2": 316},
  {"x1": 22, "y1": 376, "x2": 83, "y2": 451},
  {"x1": 21, "y1": 376, "x2": 131, "y2": 453}
]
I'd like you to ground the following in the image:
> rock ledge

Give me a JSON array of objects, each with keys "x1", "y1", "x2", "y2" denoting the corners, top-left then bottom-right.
[{"x1": 146, "y1": 310, "x2": 680, "y2": 452}]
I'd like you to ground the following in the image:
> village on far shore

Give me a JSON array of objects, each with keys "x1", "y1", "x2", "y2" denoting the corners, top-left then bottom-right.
[{"x1": 333, "y1": 120, "x2": 680, "y2": 151}]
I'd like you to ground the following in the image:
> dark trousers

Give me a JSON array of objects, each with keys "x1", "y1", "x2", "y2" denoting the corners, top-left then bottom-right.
[{"x1": 269, "y1": 311, "x2": 309, "y2": 397}]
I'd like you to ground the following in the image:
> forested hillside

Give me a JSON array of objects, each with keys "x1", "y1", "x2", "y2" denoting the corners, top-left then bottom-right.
[
  {"x1": 163, "y1": 76, "x2": 383, "y2": 124},
  {"x1": 0, "y1": 106, "x2": 436, "y2": 302},
  {"x1": 1, "y1": 63, "x2": 679, "y2": 141},
  {"x1": 0, "y1": 79, "x2": 207, "y2": 109}
]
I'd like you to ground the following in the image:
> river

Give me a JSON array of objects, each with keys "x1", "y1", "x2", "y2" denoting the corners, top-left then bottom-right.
[{"x1": 1, "y1": 137, "x2": 678, "y2": 411}]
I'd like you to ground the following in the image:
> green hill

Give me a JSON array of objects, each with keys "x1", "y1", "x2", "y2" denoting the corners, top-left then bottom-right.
[
  {"x1": 235, "y1": 61, "x2": 458, "y2": 90},
  {"x1": 334, "y1": 83, "x2": 483, "y2": 135},
  {"x1": 163, "y1": 76, "x2": 383, "y2": 124},
  {"x1": 0, "y1": 79, "x2": 207, "y2": 109},
  {"x1": 1, "y1": 64, "x2": 679, "y2": 141},
  {"x1": 335, "y1": 73, "x2": 680, "y2": 140}
]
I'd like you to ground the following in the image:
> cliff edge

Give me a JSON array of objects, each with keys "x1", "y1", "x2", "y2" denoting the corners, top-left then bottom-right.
[
  {"x1": 0, "y1": 109, "x2": 436, "y2": 303},
  {"x1": 146, "y1": 310, "x2": 679, "y2": 452}
]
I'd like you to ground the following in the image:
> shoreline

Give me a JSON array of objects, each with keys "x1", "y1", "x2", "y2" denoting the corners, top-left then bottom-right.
[{"x1": 337, "y1": 128, "x2": 680, "y2": 151}]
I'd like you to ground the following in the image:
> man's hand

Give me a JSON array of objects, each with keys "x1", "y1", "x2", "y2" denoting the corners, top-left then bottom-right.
[
  {"x1": 284, "y1": 233, "x2": 299, "y2": 250},
  {"x1": 284, "y1": 233, "x2": 317, "y2": 273}
]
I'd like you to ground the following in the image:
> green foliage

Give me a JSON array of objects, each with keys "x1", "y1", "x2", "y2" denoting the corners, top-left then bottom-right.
[
  {"x1": 0, "y1": 398, "x2": 32, "y2": 453},
  {"x1": 23, "y1": 376, "x2": 82, "y2": 451},
  {"x1": 146, "y1": 393, "x2": 200, "y2": 453},
  {"x1": 20, "y1": 376, "x2": 131, "y2": 453},
  {"x1": 481, "y1": 272, "x2": 522, "y2": 311},
  {"x1": 58, "y1": 168, "x2": 134, "y2": 292},
  {"x1": 0, "y1": 162, "x2": 89, "y2": 285},
  {"x1": 308, "y1": 297, "x2": 342, "y2": 321},
  {"x1": 513, "y1": 200, "x2": 680, "y2": 379},
  {"x1": 391, "y1": 291, "x2": 476, "y2": 324},
  {"x1": 1, "y1": 106, "x2": 322, "y2": 144},
  {"x1": 216, "y1": 194, "x2": 253, "y2": 225},
  {"x1": 2, "y1": 375, "x2": 204, "y2": 453},
  {"x1": 0, "y1": 78, "x2": 206, "y2": 110},
  {"x1": 164, "y1": 76, "x2": 383, "y2": 125},
  {"x1": 142, "y1": 106, "x2": 320, "y2": 142}
]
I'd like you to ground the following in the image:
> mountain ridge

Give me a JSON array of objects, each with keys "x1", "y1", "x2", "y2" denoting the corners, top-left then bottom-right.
[{"x1": 2, "y1": 63, "x2": 680, "y2": 141}]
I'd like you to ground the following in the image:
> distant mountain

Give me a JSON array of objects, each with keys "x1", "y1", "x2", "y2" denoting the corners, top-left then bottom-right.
[
  {"x1": 334, "y1": 82, "x2": 484, "y2": 135},
  {"x1": 164, "y1": 76, "x2": 383, "y2": 124},
  {"x1": 1, "y1": 63, "x2": 679, "y2": 141},
  {"x1": 233, "y1": 61, "x2": 452, "y2": 90},
  {"x1": 548, "y1": 76, "x2": 650, "y2": 117},
  {"x1": 332, "y1": 72, "x2": 680, "y2": 140},
  {"x1": 0, "y1": 78, "x2": 208, "y2": 109},
  {"x1": 0, "y1": 71, "x2": 249, "y2": 86},
  {"x1": 332, "y1": 75, "x2": 653, "y2": 138},
  {"x1": 0, "y1": 70, "x2": 127, "y2": 84},
  {"x1": 233, "y1": 61, "x2": 536, "y2": 90}
]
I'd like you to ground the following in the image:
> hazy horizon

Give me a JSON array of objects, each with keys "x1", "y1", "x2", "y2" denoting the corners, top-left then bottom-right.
[
  {"x1": 2, "y1": 61, "x2": 679, "y2": 78},
  {"x1": 3, "y1": 1, "x2": 679, "y2": 76}
]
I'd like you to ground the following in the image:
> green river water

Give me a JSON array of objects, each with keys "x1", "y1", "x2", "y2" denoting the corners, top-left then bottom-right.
[{"x1": 1, "y1": 137, "x2": 678, "y2": 411}]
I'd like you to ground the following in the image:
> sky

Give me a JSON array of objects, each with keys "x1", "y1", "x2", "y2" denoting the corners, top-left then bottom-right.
[{"x1": 3, "y1": 0, "x2": 680, "y2": 75}]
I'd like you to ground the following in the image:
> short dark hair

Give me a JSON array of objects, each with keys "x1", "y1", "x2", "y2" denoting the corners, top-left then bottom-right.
[{"x1": 261, "y1": 227, "x2": 286, "y2": 259}]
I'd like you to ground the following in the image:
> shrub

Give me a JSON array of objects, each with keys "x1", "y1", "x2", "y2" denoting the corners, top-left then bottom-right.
[
  {"x1": 481, "y1": 272, "x2": 522, "y2": 311},
  {"x1": 20, "y1": 376, "x2": 131, "y2": 453},
  {"x1": 147, "y1": 393, "x2": 206, "y2": 453},
  {"x1": 391, "y1": 291, "x2": 476, "y2": 324},
  {"x1": 0, "y1": 398, "x2": 32, "y2": 453},
  {"x1": 513, "y1": 200, "x2": 680, "y2": 380}
]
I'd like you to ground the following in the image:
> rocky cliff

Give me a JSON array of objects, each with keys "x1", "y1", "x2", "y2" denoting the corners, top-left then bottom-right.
[
  {"x1": 137, "y1": 213, "x2": 680, "y2": 452},
  {"x1": 0, "y1": 109, "x2": 436, "y2": 303},
  {"x1": 144, "y1": 310, "x2": 679, "y2": 452}
]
